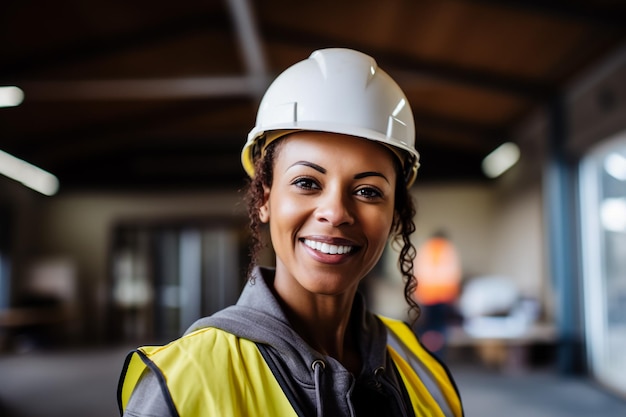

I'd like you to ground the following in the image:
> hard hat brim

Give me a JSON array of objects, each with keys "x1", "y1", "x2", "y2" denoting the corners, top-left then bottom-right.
[{"x1": 242, "y1": 124, "x2": 420, "y2": 187}]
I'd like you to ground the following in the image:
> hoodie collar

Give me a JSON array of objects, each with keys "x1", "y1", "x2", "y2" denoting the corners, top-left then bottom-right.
[{"x1": 186, "y1": 265, "x2": 389, "y2": 377}]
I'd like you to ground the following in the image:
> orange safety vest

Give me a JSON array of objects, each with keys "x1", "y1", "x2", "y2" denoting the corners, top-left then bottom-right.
[{"x1": 414, "y1": 237, "x2": 462, "y2": 305}]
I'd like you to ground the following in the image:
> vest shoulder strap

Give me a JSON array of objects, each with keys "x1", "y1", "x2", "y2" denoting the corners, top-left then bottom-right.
[{"x1": 379, "y1": 316, "x2": 464, "y2": 417}]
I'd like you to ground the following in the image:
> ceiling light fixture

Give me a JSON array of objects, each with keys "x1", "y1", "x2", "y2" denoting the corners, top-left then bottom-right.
[
  {"x1": 482, "y1": 142, "x2": 520, "y2": 179},
  {"x1": 0, "y1": 86, "x2": 24, "y2": 108},
  {"x1": 601, "y1": 198, "x2": 626, "y2": 232},
  {"x1": 604, "y1": 152, "x2": 626, "y2": 181},
  {"x1": 0, "y1": 149, "x2": 59, "y2": 196}
]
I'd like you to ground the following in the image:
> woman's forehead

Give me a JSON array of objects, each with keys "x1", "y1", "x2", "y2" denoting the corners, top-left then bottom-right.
[
  {"x1": 271, "y1": 132, "x2": 400, "y2": 181},
  {"x1": 278, "y1": 131, "x2": 395, "y2": 161}
]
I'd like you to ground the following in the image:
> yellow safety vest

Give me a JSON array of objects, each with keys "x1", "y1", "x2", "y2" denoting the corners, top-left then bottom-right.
[{"x1": 118, "y1": 316, "x2": 463, "y2": 417}]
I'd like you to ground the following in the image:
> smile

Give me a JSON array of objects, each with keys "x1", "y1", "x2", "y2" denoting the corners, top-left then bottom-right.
[{"x1": 303, "y1": 239, "x2": 354, "y2": 255}]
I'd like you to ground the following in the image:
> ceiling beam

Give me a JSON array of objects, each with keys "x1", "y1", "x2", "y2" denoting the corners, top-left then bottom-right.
[
  {"x1": 226, "y1": 0, "x2": 270, "y2": 97},
  {"x1": 0, "y1": 11, "x2": 232, "y2": 79},
  {"x1": 20, "y1": 99, "x2": 249, "y2": 165},
  {"x1": 470, "y1": 0, "x2": 626, "y2": 28},
  {"x1": 9, "y1": 1, "x2": 273, "y2": 103},
  {"x1": 260, "y1": 24, "x2": 555, "y2": 101},
  {"x1": 18, "y1": 76, "x2": 266, "y2": 101}
]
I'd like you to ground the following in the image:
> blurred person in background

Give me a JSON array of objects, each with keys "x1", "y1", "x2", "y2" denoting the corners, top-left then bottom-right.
[
  {"x1": 118, "y1": 48, "x2": 463, "y2": 417},
  {"x1": 413, "y1": 230, "x2": 463, "y2": 359}
]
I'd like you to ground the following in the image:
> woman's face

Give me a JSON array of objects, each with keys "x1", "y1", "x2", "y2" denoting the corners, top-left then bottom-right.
[{"x1": 259, "y1": 131, "x2": 397, "y2": 297}]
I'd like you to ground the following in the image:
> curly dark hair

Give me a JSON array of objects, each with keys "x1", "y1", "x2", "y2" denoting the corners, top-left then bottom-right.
[{"x1": 243, "y1": 137, "x2": 420, "y2": 320}]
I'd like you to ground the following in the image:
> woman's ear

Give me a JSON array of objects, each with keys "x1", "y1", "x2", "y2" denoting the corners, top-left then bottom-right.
[{"x1": 258, "y1": 185, "x2": 271, "y2": 223}]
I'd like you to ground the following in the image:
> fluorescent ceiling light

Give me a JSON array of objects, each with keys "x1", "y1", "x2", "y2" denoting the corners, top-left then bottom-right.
[
  {"x1": 0, "y1": 149, "x2": 59, "y2": 196},
  {"x1": 604, "y1": 152, "x2": 626, "y2": 181},
  {"x1": 0, "y1": 86, "x2": 24, "y2": 108},
  {"x1": 482, "y1": 142, "x2": 520, "y2": 178}
]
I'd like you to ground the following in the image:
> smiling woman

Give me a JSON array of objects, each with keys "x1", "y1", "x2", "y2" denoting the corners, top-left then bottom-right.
[
  {"x1": 118, "y1": 48, "x2": 464, "y2": 417},
  {"x1": 259, "y1": 133, "x2": 397, "y2": 322}
]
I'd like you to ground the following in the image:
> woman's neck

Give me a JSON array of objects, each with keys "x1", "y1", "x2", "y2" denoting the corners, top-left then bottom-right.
[{"x1": 272, "y1": 272, "x2": 363, "y2": 372}]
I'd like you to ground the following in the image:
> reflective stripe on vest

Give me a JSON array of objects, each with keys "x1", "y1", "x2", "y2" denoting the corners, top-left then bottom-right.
[
  {"x1": 380, "y1": 316, "x2": 463, "y2": 417},
  {"x1": 118, "y1": 317, "x2": 462, "y2": 417}
]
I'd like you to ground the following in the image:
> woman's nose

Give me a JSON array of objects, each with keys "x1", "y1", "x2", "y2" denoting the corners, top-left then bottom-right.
[{"x1": 314, "y1": 188, "x2": 355, "y2": 226}]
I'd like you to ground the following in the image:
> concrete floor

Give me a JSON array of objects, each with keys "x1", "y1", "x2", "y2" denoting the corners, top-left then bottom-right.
[
  {"x1": 451, "y1": 363, "x2": 625, "y2": 417},
  {"x1": 0, "y1": 346, "x2": 624, "y2": 417},
  {"x1": 0, "y1": 346, "x2": 128, "y2": 417}
]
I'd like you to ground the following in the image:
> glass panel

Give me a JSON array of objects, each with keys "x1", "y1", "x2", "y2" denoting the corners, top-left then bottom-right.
[
  {"x1": 580, "y1": 131, "x2": 626, "y2": 396},
  {"x1": 202, "y1": 228, "x2": 240, "y2": 316},
  {"x1": 154, "y1": 229, "x2": 181, "y2": 342},
  {"x1": 179, "y1": 229, "x2": 202, "y2": 332},
  {"x1": 110, "y1": 221, "x2": 247, "y2": 343},
  {"x1": 111, "y1": 228, "x2": 153, "y2": 342}
]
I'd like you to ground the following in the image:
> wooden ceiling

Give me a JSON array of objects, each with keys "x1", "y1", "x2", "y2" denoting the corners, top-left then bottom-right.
[{"x1": 1, "y1": 0, "x2": 625, "y2": 192}]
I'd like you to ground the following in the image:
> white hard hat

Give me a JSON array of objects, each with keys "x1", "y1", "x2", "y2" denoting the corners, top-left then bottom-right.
[{"x1": 241, "y1": 48, "x2": 420, "y2": 187}]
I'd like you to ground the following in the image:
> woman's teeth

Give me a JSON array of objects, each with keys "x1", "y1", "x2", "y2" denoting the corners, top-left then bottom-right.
[{"x1": 304, "y1": 239, "x2": 353, "y2": 255}]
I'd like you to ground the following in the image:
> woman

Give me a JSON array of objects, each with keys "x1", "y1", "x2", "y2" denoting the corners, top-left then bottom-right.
[{"x1": 118, "y1": 48, "x2": 463, "y2": 417}]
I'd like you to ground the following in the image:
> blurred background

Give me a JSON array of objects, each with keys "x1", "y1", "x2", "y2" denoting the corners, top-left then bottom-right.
[{"x1": 1, "y1": 0, "x2": 625, "y2": 415}]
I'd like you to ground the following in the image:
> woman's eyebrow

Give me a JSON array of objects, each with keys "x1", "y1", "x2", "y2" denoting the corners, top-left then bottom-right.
[
  {"x1": 354, "y1": 171, "x2": 390, "y2": 184},
  {"x1": 287, "y1": 161, "x2": 326, "y2": 173},
  {"x1": 287, "y1": 163, "x2": 389, "y2": 184}
]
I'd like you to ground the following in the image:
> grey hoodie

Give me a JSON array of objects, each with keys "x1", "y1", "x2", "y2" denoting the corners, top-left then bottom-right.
[{"x1": 122, "y1": 266, "x2": 416, "y2": 417}]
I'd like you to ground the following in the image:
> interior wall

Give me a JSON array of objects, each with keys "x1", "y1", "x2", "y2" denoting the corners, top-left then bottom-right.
[
  {"x1": 410, "y1": 183, "x2": 496, "y2": 279},
  {"x1": 489, "y1": 185, "x2": 545, "y2": 298},
  {"x1": 35, "y1": 191, "x2": 246, "y2": 344},
  {"x1": 396, "y1": 180, "x2": 545, "y2": 291}
]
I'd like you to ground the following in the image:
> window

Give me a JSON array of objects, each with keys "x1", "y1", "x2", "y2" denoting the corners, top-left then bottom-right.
[
  {"x1": 579, "y1": 131, "x2": 626, "y2": 396},
  {"x1": 109, "y1": 220, "x2": 249, "y2": 343}
]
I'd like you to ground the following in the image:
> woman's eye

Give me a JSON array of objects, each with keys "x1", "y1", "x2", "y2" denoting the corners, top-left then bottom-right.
[
  {"x1": 292, "y1": 177, "x2": 319, "y2": 190},
  {"x1": 356, "y1": 187, "x2": 382, "y2": 199}
]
